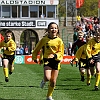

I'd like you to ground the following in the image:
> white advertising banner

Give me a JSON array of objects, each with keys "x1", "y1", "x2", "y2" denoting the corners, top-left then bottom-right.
[
  {"x1": 0, "y1": 19, "x2": 59, "y2": 28},
  {"x1": 0, "y1": 0, "x2": 59, "y2": 5}
]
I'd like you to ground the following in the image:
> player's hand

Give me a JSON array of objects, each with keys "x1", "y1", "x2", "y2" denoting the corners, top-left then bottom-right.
[
  {"x1": 34, "y1": 60, "x2": 38, "y2": 63},
  {"x1": 48, "y1": 54, "x2": 54, "y2": 58},
  {"x1": 39, "y1": 60, "x2": 43, "y2": 66},
  {"x1": 70, "y1": 60, "x2": 73, "y2": 67},
  {"x1": 3, "y1": 47, "x2": 6, "y2": 50},
  {"x1": 90, "y1": 59, "x2": 94, "y2": 64}
]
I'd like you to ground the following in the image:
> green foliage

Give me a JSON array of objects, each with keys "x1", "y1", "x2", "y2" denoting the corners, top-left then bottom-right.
[
  {"x1": 79, "y1": 0, "x2": 98, "y2": 17},
  {"x1": 59, "y1": 0, "x2": 66, "y2": 17},
  {"x1": 0, "y1": 64, "x2": 100, "y2": 99},
  {"x1": 59, "y1": 0, "x2": 99, "y2": 17}
]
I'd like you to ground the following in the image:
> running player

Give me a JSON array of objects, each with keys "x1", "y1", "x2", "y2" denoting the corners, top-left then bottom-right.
[
  {"x1": 86, "y1": 28, "x2": 100, "y2": 90},
  {"x1": 0, "y1": 30, "x2": 16, "y2": 82},
  {"x1": 32, "y1": 22, "x2": 64, "y2": 100}
]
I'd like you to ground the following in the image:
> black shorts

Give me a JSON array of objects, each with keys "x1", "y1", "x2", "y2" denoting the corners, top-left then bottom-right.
[
  {"x1": 79, "y1": 58, "x2": 87, "y2": 69},
  {"x1": 43, "y1": 58, "x2": 60, "y2": 70},
  {"x1": 3, "y1": 54, "x2": 15, "y2": 65},
  {"x1": 92, "y1": 54, "x2": 100, "y2": 63},
  {"x1": 87, "y1": 60, "x2": 95, "y2": 68}
]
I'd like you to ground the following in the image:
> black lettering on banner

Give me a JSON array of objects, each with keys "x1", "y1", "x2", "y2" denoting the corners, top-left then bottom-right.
[
  {"x1": 0, "y1": 21, "x2": 36, "y2": 27},
  {"x1": 0, "y1": 0, "x2": 46, "y2": 5},
  {"x1": 37, "y1": 21, "x2": 46, "y2": 26}
]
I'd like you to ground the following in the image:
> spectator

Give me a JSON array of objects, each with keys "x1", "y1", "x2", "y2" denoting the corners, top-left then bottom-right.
[
  {"x1": 20, "y1": 45, "x2": 24, "y2": 55},
  {"x1": 16, "y1": 46, "x2": 20, "y2": 55},
  {"x1": 24, "y1": 46, "x2": 29, "y2": 55},
  {"x1": 67, "y1": 43, "x2": 72, "y2": 55}
]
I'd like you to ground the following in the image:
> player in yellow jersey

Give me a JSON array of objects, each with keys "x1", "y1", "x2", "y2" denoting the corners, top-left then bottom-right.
[
  {"x1": 0, "y1": 30, "x2": 16, "y2": 82},
  {"x1": 86, "y1": 28, "x2": 100, "y2": 90},
  {"x1": 71, "y1": 33, "x2": 95, "y2": 85},
  {"x1": 32, "y1": 22, "x2": 64, "y2": 100}
]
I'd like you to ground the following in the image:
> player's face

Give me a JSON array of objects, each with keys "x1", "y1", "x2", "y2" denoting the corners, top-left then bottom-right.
[
  {"x1": 78, "y1": 33, "x2": 83, "y2": 40},
  {"x1": 96, "y1": 34, "x2": 100, "y2": 42},
  {"x1": 49, "y1": 24, "x2": 58, "y2": 37},
  {"x1": 86, "y1": 36, "x2": 92, "y2": 42},
  {"x1": 5, "y1": 33, "x2": 12, "y2": 41}
]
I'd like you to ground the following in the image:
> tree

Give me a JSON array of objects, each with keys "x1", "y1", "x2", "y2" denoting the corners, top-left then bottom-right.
[
  {"x1": 58, "y1": 0, "x2": 66, "y2": 17},
  {"x1": 79, "y1": 0, "x2": 98, "y2": 17},
  {"x1": 59, "y1": 0, "x2": 98, "y2": 17}
]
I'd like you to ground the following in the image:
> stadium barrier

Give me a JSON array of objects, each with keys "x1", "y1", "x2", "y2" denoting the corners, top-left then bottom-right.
[{"x1": 15, "y1": 55, "x2": 75, "y2": 64}]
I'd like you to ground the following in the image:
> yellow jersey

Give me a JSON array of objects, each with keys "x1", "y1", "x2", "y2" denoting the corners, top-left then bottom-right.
[
  {"x1": 0, "y1": 39, "x2": 16, "y2": 55},
  {"x1": 74, "y1": 43, "x2": 87, "y2": 61},
  {"x1": 32, "y1": 36, "x2": 64, "y2": 61},
  {"x1": 86, "y1": 38, "x2": 100, "y2": 58}
]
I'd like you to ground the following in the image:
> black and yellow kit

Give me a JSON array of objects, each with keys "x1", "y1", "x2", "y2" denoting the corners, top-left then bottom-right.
[
  {"x1": 86, "y1": 38, "x2": 100, "y2": 62},
  {"x1": 32, "y1": 36, "x2": 64, "y2": 70},
  {"x1": 74, "y1": 43, "x2": 94, "y2": 68},
  {"x1": 74, "y1": 43, "x2": 87, "y2": 68},
  {"x1": 0, "y1": 39, "x2": 16, "y2": 65}
]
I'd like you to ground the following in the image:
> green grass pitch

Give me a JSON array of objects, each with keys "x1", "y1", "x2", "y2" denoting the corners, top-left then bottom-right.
[{"x1": 0, "y1": 64, "x2": 100, "y2": 100}]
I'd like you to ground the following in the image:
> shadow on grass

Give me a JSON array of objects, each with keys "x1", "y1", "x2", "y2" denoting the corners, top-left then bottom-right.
[
  {"x1": 3, "y1": 85, "x2": 39, "y2": 88},
  {"x1": 56, "y1": 84, "x2": 85, "y2": 86},
  {"x1": 54, "y1": 87, "x2": 82, "y2": 90},
  {"x1": 0, "y1": 82, "x2": 5, "y2": 85},
  {"x1": 60, "y1": 77, "x2": 81, "y2": 81}
]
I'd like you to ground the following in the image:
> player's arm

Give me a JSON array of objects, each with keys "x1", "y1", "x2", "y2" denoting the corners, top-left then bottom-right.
[
  {"x1": 74, "y1": 45, "x2": 84, "y2": 61},
  {"x1": 32, "y1": 39, "x2": 44, "y2": 61},
  {"x1": 86, "y1": 41, "x2": 92, "y2": 59}
]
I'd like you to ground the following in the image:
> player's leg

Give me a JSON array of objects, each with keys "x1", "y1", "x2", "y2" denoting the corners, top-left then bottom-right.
[
  {"x1": 86, "y1": 68, "x2": 91, "y2": 86},
  {"x1": 40, "y1": 66, "x2": 51, "y2": 88},
  {"x1": 94, "y1": 62, "x2": 100, "y2": 90},
  {"x1": 46, "y1": 70, "x2": 59, "y2": 100},
  {"x1": 2, "y1": 58, "x2": 9, "y2": 82},
  {"x1": 8, "y1": 55, "x2": 15, "y2": 75}
]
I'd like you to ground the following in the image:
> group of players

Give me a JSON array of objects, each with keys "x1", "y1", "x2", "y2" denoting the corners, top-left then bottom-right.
[
  {"x1": 70, "y1": 28, "x2": 100, "y2": 91},
  {"x1": 0, "y1": 22, "x2": 64, "y2": 100},
  {"x1": 1, "y1": 22, "x2": 100, "y2": 100}
]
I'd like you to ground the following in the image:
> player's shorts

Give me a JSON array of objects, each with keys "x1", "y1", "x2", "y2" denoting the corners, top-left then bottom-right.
[
  {"x1": 87, "y1": 59, "x2": 95, "y2": 68},
  {"x1": 79, "y1": 58, "x2": 87, "y2": 69},
  {"x1": 43, "y1": 58, "x2": 60, "y2": 70},
  {"x1": 2, "y1": 54, "x2": 15, "y2": 65},
  {"x1": 92, "y1": 54, "x2": 100, "y2": 63},
  {"x1": 79, "y1": 58, "x2": 95, "y2": 69}
]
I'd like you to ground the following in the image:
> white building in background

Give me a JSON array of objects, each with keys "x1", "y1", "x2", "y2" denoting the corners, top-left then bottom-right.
[
  {"x1": 0, "y1": 0, "x2": 59, "y2": 54},
  {"x1": 0, "y1": 0, "x2": 59, "y2": 28}
]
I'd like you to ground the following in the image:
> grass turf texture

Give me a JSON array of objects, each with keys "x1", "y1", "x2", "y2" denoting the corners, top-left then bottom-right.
[{"x1": 0, "y1": 64, "x2": 100, "y2": 100}]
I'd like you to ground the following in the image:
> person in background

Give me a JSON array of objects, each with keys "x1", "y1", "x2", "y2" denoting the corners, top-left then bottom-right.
[
  {"x1": 0, "y1": 33, "x2": 4, "y2": 67},
  {"x1": 0, "y1": 47, "x2": 3, "y2": 66},
  {"x1": 0, "y1": 30, "x2": 16, "y2": 82},
  {"x1": 25, "y1": 46, "x2": 29, "y2": 55},
  {"x1": 16, "y1": 46, "x2": 20, "y2": 55},
  {"x1": 71, "y1": 33, "x2": 95, "y2": 85},
  {"x1": 67, "y1": 43, "x2": 72, "y2": 55},
  {"x1": 32, "y1": 22, "x2": 64, "y2": 100},
  {"x1": 19, "y1": 45, "x2": 24, "y2": 55},
  {"x1": 71, "y1": 31, "x2": 86, "y2": 55}
]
